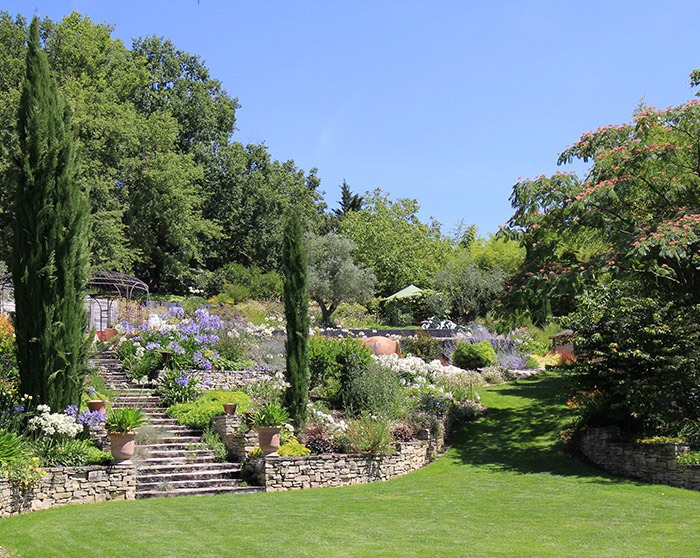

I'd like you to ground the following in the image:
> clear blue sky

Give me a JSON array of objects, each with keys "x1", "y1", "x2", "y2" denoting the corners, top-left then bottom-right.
[{"x1": 5, "y1": 0, "x2": 700, "y2": 235}]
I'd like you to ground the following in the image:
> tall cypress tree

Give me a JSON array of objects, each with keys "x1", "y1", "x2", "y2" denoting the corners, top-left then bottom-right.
[
  {"x1": 11, "y1": 17, "x2": 89, "y2": 411},
  {"x1": 282, "y1": 209, "x2": 310, "y2": 428}
]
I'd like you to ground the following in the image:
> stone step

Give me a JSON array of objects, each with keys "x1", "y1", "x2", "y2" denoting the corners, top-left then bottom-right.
[
  {"x1": 140, "y1": 443, "x2": 213, "y2": 454},
  {"x1": 141, "y1": 448, "x2": 217, "y2": 459},
  {"x1": 139, "y1": 453, "x2": 220, "y2": 464},
  {"x1": 135, "y1": 485, "x2": 263, "y2": 499},
  {"x1": 137, "y1": 466, "x2": 242, "y2": 484},
  {"x1": 137, "y1": 477, "x2": 243, "y2": 492},
  {"x1": 136, "y1": 462, "x2": 240, "y2": 475}
]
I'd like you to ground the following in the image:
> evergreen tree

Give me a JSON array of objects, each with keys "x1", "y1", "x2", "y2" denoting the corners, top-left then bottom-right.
[
  {"x1": 333, "y1": 180, "x2": 364, "y2": 218},
  {"x1": 11, "y1": 17, "x2": 89, "y2": 410},
  {"x1": 282, "y1": 209, "x2": 310, "y2": 428}
]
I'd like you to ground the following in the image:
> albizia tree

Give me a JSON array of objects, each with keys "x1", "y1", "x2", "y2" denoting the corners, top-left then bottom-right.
[{"x1": 502, "y1": 96, "x2": 700, "y2": 435}]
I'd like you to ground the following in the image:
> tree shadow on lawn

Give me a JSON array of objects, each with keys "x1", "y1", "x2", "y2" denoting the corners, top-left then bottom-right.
[{"x1": 448, "y1": 371, "x2": 629, "y2": 484}]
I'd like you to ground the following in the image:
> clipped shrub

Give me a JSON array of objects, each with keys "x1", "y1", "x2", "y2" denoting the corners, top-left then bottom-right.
[
  {"x1": 402, "y1": 334, "x2": 441, "y2": 363},
  {"x1": 167, "y1": 390, "x2": 253, "y2": 430},
  {"x1": 451, "y1": 340, "x2": 496, "y2": 370}
]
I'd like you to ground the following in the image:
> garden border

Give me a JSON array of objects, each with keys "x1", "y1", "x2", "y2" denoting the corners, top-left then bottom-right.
[{"x1": 579, "y1": 426, "x2": 700, "y2": 491}]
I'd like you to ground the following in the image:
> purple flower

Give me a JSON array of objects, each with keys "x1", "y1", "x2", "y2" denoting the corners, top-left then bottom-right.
[
  {"x1": 193, "y1": 351, "x2": 203, "y2": 364},
  {"x1": 169, "y1": 306, "x2": 185, "y2": 318},
  {"x1": 175, "y1": 373, "x2": 190, "y2": 387},
  {"x1": 145, "y1": 341, "x2": 161, "y2": 351},
  {"x1": 168, "y1": 341, "x2": 186, "y2": 355},
  {"x1": 13, "y1": 405, "x2": 25, "y2": 413},
  {"x1": 64, "y1": 405, "x2": 79, "y2": 419},
  {"x1": 201, "y1": 359, "x2": 213, "y2": 371},
  {"x1": 77, "y1": 410, "x2": 106, "y2": 429}
]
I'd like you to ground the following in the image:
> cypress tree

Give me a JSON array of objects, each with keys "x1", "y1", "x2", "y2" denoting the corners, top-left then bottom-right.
[
  {"x1": 282, "y1": 209, "x2": 310, "y2": 428},
  {"x1": 11, "y1": 17, "x2": 90, "y2": 411}
]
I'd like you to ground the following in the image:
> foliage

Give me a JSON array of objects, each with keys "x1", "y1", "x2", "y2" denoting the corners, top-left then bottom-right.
[
  {"x1": 253, "y1": 402, "x2": 290, "y2": 428},
  {"x1": 451, "y1": 340, "x2": 497, "y2": 370},
  {"x1": 335, "y1": 414, "x2": 396, "y2": 455},
  {"x1": 435, "y1": 259, "x2": 507, "y2": 323},
  {"x1": 328, "y1": 302, "x2": 380, "y2": 329},
  {"x1": 307, "y1": 336, "x2": 373, "y2": 404},
  {"x1": 380, "y1": 289, "x2": 449, "y2": 326},
  {"x1": 342, "y1": 362, "x2": 403, "y2": 418},
  {"x1": 677, "y1": 450, "x2": 700, "y2": 466},
  {"x1": 401, "y1": 334, "x2": 441, "y2": 363},
  {"x1": 277, "y1": 438, "x2": 311, "y2": 457},
  {"x1": 450, "y1": 399, "x2": 487, "y2": 423},
  {"x1": 340, "y1": 189, "x2": 452, "y2": 297},
  {"x1": 105, "y1": 407, "x2": 147, "y2": 433},
  {"x1": 36, "y1": 438, "x2": 111, "y2": 467},
  {"x1": 679, "y1": 421, "x2": 700, "y2": 450},
  {"x1": 156, "y1": 370, "x2": 200, "y2": 407},
  {"x1": 166, "y1": 390, "x2": 252, "y2": 430},
  {"x1": 391, "y1": 424, "x2": 414, "y2": 442},
  {"x1": 11, "y1": 17, "x2": 90, "y2": 411},
  {"x1": 565, "y1": 281, "x2": 700, "y2": 433},
  {"x1": 207, "y1": 262, "x2": 281, "y2": 301},
  {"x1": 201, "y1": 427, "x2": 228, "y2": 461},
  {"x1": 306, "y1": 232, "x2": 376, "y2": 326}
]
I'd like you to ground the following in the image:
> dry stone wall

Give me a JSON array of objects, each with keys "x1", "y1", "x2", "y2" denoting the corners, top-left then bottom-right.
[
  {"x1": 579, "y1": 427, "x2": 700, "y2": 490},
  {"x1": 0, "y1": 465, "x2": 135, "y2": 517}
]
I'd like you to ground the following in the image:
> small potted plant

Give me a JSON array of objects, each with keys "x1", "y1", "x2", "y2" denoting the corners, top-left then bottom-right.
[
  {"x1": 223, "y1": 402, "x2": 237, "y2": 415},
  {"x1": 106, "y1": 407, "x2": 148, "y2": 465},
  {"x1": 253, "y1": 403, "x2": 290, "y2": 456}
]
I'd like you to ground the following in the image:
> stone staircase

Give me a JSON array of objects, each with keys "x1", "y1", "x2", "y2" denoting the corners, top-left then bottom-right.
[{"x1": 92, "y1": 352, "x2": 263, "y2": 499}]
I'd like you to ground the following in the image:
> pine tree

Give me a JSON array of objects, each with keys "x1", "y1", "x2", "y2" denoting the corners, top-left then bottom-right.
[
  {"x1": 282, "y1": 209, "x2": 310, "y2": 428},
  {"x1": 333, "y1": 180, "x2": 364, "y2": 218},
  {"x1": 11, "y1": 17, "x2": 90, "y2": 411}
]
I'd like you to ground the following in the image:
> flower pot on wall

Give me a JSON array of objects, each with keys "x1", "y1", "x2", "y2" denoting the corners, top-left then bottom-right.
[
  {"x1": 223, "y1": 403, "x2": 237, "y2": 415},
  {"x1": 256, "y1": 427, "x2": 282, "y2": 456},
  {"x1": 109, "y1": 432, "x2": 137, "y2": 465}
]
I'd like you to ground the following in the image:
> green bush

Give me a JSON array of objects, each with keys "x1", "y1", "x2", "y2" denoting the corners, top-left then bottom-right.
[
  {"x1": 207, "y1": 262, "x2": 282, "y2": 301},
  {"x1": 451, "y1": 340, "x2": 496, "y2": 370},
  {"x1": 156, "y1": 370, "x2": 200, "y2": 407},
  {"x1": 0, "y1": 429, "x2": 25, "y2": 462},
  {"x1": 167, "y1": 390, "x2": 253, "y2": 430},
  {"x1": 380, "y1": 290, "x2": 449, "y2": 327},
  {"x1": 277, "y1": 438, "x2": 311, "y2": 456},
  {"x1": 342, "y1": 362, "x2": 403, "y2": 418},
  {"x1": 307, "y1": 336, "x2": 373, "y2": 405},
  {"x1": 36, "y1": 439, "x2": 112, "y2": 467},
  {"x1": 402, "y1": 334, "x2": 441, "y2": 362},
  {"x1": 331, "y1": 302, "x2": 381, "y2": 329},
  {"x1": 336, "y1": 415, "x2": 396, "y2": 455}
]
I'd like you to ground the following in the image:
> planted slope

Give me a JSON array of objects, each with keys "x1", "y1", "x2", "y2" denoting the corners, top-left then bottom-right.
[{"x1": 2, "y1": 372, "x2": 700, "y2": 557}]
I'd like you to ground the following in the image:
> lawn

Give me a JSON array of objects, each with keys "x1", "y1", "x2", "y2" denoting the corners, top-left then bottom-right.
[{"x1": 2, "y1": 371, "x2": 700, "y2": 557}]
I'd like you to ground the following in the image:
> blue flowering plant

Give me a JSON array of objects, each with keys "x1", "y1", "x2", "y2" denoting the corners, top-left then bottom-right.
[
  {"x1": 116, "y1": 306, "x2": 254, "y2": 380},
  {"x1": 156, "y1": 370, "x2": 200, "y2": 407}
]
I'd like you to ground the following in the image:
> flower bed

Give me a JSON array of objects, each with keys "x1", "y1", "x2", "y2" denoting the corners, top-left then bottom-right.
[{"x1": 0, "y1": 465, "x2": 135, "y2": 517}]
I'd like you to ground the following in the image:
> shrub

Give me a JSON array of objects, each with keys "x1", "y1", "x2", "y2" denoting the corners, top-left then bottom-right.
[
  {"x1": 38, "y1": 439, "x2": 111, "y2": 467},
  {"x1": 391, "y1": 424, "x2": 414, "y2": 442},
  {"x1": 451, "y1": 340, "x2": 496, "y2": 369},
  {"x1": 202, "y1": 428, "x2": 228, "y2": 461},
  {"x1": 679, "y1": 421, "x2": 700, "y2": 449},
  {"x1": 337, "y1": 415, "x2": 395, "y2": 455},
  {"x1": 434, "y1": 370, "x2": 485, "y2": 400},
  {"x1": 167, "y1": 390, "x2": 253, "y2": 430},
  {"x1": 156, "y1": 370, "x2": 200, "y2": 407},
  {"x1": 480, "y1": 365, "x2": 514, "y2": 385},
  {"x1": 303, "y1": 433, "x2": 334, "y2": 454},
  {"x1": 402, "y1": 334, "x2": 441, "y2": 362},
  {"x1": 277, "y1": 438, "x2": 311, "y2": 457},
  {"x1": 451, "y1": 400, "x2": 486, "y2": 423},
  {"x1": 331, "y1": 302, "x2": 380, "y2": 329},
  {"x1": 342, "y1": 362, "x2": 403, "y2": 418}
]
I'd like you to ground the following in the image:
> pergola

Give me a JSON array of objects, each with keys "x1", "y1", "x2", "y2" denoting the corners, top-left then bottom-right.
[{"x1": 0, "y1": 270, "x2": 150, "y2": 330}]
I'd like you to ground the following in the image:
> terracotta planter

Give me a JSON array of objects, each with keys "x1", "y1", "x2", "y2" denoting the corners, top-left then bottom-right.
[
  {"x1": 109, "y1": 431, "x2": 137, "y2": 465},
  {"x1": 256, "y1": 427, "x2": 282, "y2": 456},
  {"x1": 87, "y1": 400, "x2": 106, "y2": 414},
  {"x1": 223, "y1": 403, "x2": 237, "y2": 415}
]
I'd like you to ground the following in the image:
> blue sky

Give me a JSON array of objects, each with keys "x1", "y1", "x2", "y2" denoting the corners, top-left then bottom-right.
[{"x1": 5, "y1": 0, "x2": 700, "y2": 235}]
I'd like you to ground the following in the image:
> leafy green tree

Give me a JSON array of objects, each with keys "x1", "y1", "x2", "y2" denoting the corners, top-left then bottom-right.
[
  {"x1": 340, "y1": 189, "x2": 451, "y2": 296},
  {"x1": 282, "y1": 210, "x2": 310, "y2": 428},
  {"x1": 11, "y1": 17, "x2": 90, "y2": 410},
  {"x1": 306, "y1": 232, "x2": 376, "y2": 326}
]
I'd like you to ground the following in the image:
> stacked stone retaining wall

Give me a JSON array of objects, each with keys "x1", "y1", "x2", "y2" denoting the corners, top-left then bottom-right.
[
  {"x1": 0, "y1": 465, "x2": 136, "y2": 517},
  {"x1": 579, "y1": 427, "x2": 700, "y2": 490}
]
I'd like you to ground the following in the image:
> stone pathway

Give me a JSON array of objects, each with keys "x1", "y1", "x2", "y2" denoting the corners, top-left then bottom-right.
[{"x1": 92, "y1": 352, "x2": 263, "y2": 499}]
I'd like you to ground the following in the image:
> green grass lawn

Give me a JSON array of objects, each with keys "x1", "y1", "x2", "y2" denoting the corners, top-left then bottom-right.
[{"x1": 2, "y1": 372, "x2": 700, "y2": 557}]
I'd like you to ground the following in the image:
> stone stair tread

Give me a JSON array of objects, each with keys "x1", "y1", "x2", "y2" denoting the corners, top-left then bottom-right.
[
  {"x1": 136, "y1": 485, "x2": 264, "y2": 499},
  {"x1": 136, "y1": 462, "x2": 241, "y2": 474},
  {"x1": 137, "y1": 478, "x2": 242, "y2": 491},
  {"x1": 137, "y1": 468, "x2": 241, "y2": 483}
]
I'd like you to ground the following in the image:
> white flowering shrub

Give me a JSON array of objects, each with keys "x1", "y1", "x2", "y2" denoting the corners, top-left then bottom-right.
[{"x1": 28, "y1": 405, "x2": 83, "y2": 438}]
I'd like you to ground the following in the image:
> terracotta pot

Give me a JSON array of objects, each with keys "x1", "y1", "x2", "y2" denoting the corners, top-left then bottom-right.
[
  {"x1": 223, "y1": 403, "x2": 237, "y2": 415},
  {"x1": 109, "y1": 432, "x2": 137, "y2": 465},
  {"x1": 103, "y1": 327, "x2": 118, "y2": 340},
  {"x1": 256, "y1": 427, "x2": 282, "y2": 456},
  {"x1": 87, "y1": 400, "x2": 106, "y2": 414}
]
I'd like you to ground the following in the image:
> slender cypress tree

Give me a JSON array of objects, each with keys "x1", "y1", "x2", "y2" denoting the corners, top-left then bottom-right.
[
  {"x1": 282, "y1": 209, "x2": 310, "y2": 428},
  {"x1": 11, "y1": 17, "x2": 90, "y2": 411}
]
